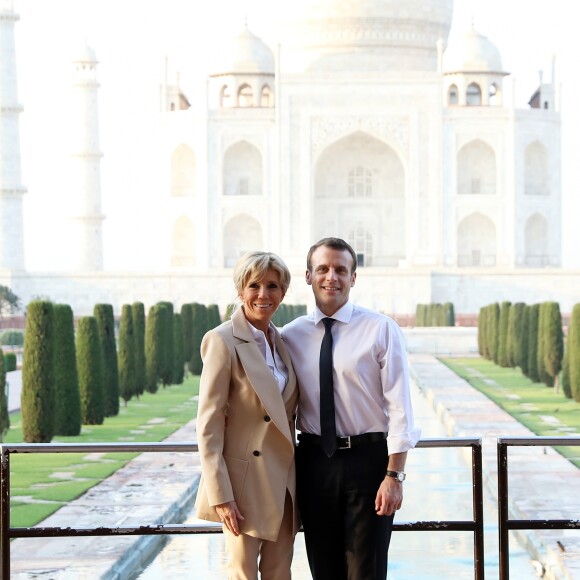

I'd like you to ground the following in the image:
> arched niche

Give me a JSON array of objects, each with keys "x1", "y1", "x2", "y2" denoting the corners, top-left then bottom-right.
[
  {"x1": 457, "y1": 212, "x2": 496, "y2": 267},
  {"x1": 223, "y1": 214, "x2": 263, "y2": 267},
  {"x1": 314, "y1": 131, "x2": 406, "y2": 267},
  {"x1": 466, "y1": 83, "x2": 482, "y2": 106},
  {"x1": 457, "y1": 140, "x2": 496, "y2": 195},
  {"x1": 223, "y1": 141, "x2": 263, "y2": 196},
  {"x1": 524, "y1": 213, "x2": 549, "y2": 266}
]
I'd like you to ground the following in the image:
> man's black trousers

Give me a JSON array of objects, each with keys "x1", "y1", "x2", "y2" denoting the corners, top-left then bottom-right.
[{"x1": 296, "y1": 437, "x2": 394, "y2": 580}]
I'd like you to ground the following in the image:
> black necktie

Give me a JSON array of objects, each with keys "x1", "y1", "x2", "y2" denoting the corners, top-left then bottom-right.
[{"x1": 320, "y1": 317, "x2": 336, "y2": 457}]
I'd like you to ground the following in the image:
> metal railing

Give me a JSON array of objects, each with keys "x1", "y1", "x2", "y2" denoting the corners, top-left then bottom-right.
[
  {"x1": 497, "y1": 436, "x2": 580, "y2": 579},
  {"x1": 1, "y1": 437, "x2": 484, "y2": 579}
]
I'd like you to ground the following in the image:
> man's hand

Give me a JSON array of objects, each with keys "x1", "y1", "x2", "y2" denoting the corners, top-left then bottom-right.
[
  {"x1": 215, "y1": 500, "x2": 245, "y2": 536},
  {"x1": 375, "y1": 476, "x2": 403, "y2": 516}
]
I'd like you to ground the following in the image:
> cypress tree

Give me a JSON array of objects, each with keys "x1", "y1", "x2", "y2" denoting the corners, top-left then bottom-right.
[
  {"x1": 224, "y1": 303, "x2": 236, "y2": 321},
  {"x1": 190, "y1": 303, "x2": 208, "y2": 375},
  {"x1": 3, "y1": 352, "x2": 16, "y2": 372},
  {"x1": 157, "y1": 302, "x2": 174, "y2": 386},
  {"x1": 444, "y1": 303, "x2": 455, "y2": 327},
  {"x1": 569, "y1": 304, "x2": 580, "y2": 402},
  {"x1": 543, "y1": 301, "x2": 563, "y2": 389},
  {"x1": 536, "y1": 303, "x2": 552, "y2": 386},
  {"x1": 76, "y1": 316, "x2": 105, "y2": 425},
  {"x1": 145, "y1": 304, "x2": 162, "y2": 393},
  {"x1": 526, "y1": 304, "x2": 540, "y2": 382},
  {"x1": 94, "y1": 304, "x2": 120, "y2": 417},
  {"x1": 53, "y1": 304, "x2": 81, "y2": 436},
  {"x1": 132, "y1": 302, "x2": 146, "y2": 397},
  {"x1": 181, "y1": 303, "x2": 194, "y2": 369},
  {"x1": 497, "y1": 301, "x2": 511, "y2": 367},
  {"x1": 515, "y1": 304, "x2": 529, "y2": 375},
  {"x1": 489, "y1": 303, "x2": 500, "y2": 364},
  {"x1": 506, "y1": 303, "x2": 517, "y2": 367},
  {"x1": 172, "y1": 313, "x2": 185, "y2": 385},
  {"x1": 477, "y1": 306, "x2": 486, "y2": 357},
  {"x1": 561, "y1": 341, "x2": 571, "y2": 399},
  {"x1": 0, "y1": 348, "x2": 9, "y2": 440},
  {"x1": 272, "y1": 304, "x2": 285, "y2": 327},
  {"x1": 21, "y1": 300, "x2": 55, "y2": 443},
  {"x1": 118, "y1": 304, "x2": 136, "y2": 405},
  {"x1": 483, "y1": 305, "x2": 493, "y2": 360},
  {"x1": 207, "y1": 304, "x2": 221, "y2": 329}
]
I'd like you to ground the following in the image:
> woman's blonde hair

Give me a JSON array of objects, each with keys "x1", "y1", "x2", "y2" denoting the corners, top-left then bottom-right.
[{"x1": 233, "y1": 251, "x2": 291, "y2": 295}]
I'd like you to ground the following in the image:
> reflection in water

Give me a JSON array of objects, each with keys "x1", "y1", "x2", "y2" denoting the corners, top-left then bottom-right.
[{"x1": 137, "y1": 382, "x2": 537, "y2": 579}]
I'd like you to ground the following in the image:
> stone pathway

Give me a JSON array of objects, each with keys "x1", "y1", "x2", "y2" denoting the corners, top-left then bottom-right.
[
  {"x1": 6, "y1": 355, "x2": 580, "y2": 579},
  {"x1": 410, "y1": 354, "x2": 580, "y2": 580}
]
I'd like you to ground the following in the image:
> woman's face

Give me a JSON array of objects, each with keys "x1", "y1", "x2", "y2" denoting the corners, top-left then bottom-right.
[{"x1": 240, "y1": 267, "x2": 286, "y2": 332}]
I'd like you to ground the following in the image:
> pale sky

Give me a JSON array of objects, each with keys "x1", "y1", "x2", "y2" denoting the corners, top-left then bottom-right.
[{"x1": 11, "y1": 0, "x2": 580, "y2": 269}]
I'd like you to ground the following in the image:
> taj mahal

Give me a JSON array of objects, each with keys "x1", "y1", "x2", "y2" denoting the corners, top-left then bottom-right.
[{"x1": 1, "y1": 0, "x2": 578, "y2": 316}]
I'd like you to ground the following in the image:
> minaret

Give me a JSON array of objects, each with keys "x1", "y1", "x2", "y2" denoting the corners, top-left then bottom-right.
[
  {"x1": 69, "y1": 43, "x2": 104, "y2": 271},
  {"x1": 0, "y1": 1, "x2": 26, "y2": 270}
]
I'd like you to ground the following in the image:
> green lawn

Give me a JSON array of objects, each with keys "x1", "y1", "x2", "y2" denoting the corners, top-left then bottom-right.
[
  {"x1": 4, "y1": 376, "x2": 199, "y2": 527},
  {"x1": 440, "y1": 357, "x2": 580, "y2": 468}
]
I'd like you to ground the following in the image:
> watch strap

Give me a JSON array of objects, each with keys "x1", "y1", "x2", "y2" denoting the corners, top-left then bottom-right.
[{"x1": 385, "y1": 470, "x2": 405, "y2": 481}]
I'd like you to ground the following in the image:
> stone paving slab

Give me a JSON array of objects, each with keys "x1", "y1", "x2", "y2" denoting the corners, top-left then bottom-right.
[
  {"x1": 9, "y1": 420, "x2": 201, "y2": 579},
  {"x1": 410, "y1": 354, "x2": 580, "y2": 580}
]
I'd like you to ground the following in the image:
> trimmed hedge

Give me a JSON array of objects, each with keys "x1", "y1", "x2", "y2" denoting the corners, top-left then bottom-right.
[
  {"x1": 189, "y1": 303, "x2": 207, "y2": 375},
  {"x1": 53, "y1": 304, "x2": 81, "y2": 436},
  {"x1": 94, "y1": 304, "x2": 120, "y2": 417},
  {"x1": 132, "y1": 302, "x2": 146, "y2": 397},
  {"x1": 3, "y1": 352, "x2": 16, "y2": 372},
  {"x1": 118, "y1": 304, "x2": 136, "y2": 405},
  {"x1": 21, "y1": 300, "x2": 55, "y2": 443},
  {"x1": 172, "y1": 313, "x2": 185, "y2": 385},
  {"x1": 568, "y1": 304, "x2": 580, "y2": 402},
  {"x1": 145, "y1": 304, "x2": 162, "y2": 393},
  {"x1": 76, "y1": 316, "x2": 105, "y2": 425},
  {"x1": 0, "y1": 348, "x2": 8, "y2": 440}
]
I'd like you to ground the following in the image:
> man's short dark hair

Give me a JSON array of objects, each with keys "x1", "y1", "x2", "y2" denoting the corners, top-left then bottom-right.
[{"x1": 306, "y1": 237, "x2": 357, "y2": 274}]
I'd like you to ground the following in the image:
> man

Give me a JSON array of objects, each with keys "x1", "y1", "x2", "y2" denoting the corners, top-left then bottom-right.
[{"x1": 282, "y1": 237, "x2": 420, "y2": 580}]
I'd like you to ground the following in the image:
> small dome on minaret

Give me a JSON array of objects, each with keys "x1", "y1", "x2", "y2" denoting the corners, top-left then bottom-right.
[{"x1": 73, "y1": 44, "x2": 98, "y2": 64}]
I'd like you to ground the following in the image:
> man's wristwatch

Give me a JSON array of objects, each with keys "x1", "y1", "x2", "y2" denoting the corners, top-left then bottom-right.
[{"x1": 385, "y1": 470, "x2": 406, "y2": 482}]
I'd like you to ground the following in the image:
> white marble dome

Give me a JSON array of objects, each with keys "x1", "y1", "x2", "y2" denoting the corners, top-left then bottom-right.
[
  {"x1": 211, "y1": 27, "x2": 274, "y2": 76},
  {"x1": 277, "y1": 0, "x2": 454, "y2": 71},
  {"x1": 443, "y1": 26, "x2": 504, "y2": 74}
]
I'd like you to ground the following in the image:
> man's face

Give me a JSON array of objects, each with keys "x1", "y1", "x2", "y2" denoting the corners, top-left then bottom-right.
[{"x1": 306, "y1": 246, "x2": 356, "y2": 317}]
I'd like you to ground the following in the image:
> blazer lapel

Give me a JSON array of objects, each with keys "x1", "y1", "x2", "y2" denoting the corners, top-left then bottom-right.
[
  {"x1": 274, "y1": 330, "x2": 297, "y2": 405},
  {"x1": 232, "y1": 309, "x2": 293, "y2": 443}
]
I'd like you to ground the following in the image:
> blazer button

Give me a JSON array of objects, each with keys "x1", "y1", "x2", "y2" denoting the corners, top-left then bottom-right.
[
  {"x1": 253, "y1": 450, "x2": 261, "y2": 456},
  {"x1": 264, "y1": 415, "x2": 271, "y2": 422}
]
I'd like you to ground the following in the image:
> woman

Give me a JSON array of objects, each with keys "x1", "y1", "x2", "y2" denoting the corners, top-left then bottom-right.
[{"x1": 195, "y1": 251, "x2": 299, "y2": 580}]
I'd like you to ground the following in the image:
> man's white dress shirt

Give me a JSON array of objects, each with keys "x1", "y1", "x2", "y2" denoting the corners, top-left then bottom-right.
[{"x1": 282, "y1": 301, "x2": 420, "y2": 455}]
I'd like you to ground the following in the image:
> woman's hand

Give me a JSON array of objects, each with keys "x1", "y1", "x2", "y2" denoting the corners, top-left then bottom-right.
[{"x1": 215, "y1": 501, "x2": 245, "y2": 536}]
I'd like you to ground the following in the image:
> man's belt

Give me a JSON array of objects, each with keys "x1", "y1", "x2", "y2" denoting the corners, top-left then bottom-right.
[{"x1": 298, "y1": 431, "x2": 387, "y2": 450}]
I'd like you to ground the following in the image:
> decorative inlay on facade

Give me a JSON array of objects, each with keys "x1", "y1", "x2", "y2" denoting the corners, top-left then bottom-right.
[
  {"x1": 297, "y1": 19, "x2": 446, "y2": 49},
  {"x1": 311, "y1": 115, "x2": 409, "y2": 158}
]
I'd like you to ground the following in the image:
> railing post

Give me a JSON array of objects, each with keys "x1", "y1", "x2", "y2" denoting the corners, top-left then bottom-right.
[
  {"x1": 0, "y1": 446, "x2": 10, "y2": 580},
  {"x1": 497, "y1": 440, "x2": 509, "y2": 580},
  {"x1": 472, "y1": 440, "x2": 485, "y2": 579}
]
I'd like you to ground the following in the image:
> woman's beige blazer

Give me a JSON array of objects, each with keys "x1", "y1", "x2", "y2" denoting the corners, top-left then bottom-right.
[{"x1": 194, "y1": 307, "x2": 299, "y2": 542}]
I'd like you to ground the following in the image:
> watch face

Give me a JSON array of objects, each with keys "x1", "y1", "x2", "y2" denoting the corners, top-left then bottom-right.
[{"x1": 397, "y1": 472, "x2": 406, "y2": 482}]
